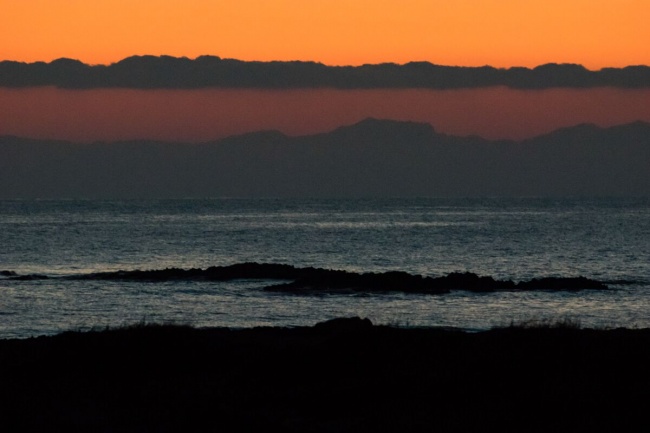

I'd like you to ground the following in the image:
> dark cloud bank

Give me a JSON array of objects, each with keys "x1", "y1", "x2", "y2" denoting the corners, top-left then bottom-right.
[
  {"x1": 1, "y1": 56, "x2": 650, "y2": 88},
  {"x1": 2, "y1": 119, "x2": 649, "y2": 199}
]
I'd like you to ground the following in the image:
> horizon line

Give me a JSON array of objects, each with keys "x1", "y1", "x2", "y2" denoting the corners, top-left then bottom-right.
[
  {"x1": 3, "y1": 55, "x2": 650, "y2": 91},
  {"x1": 3, "y1": 54, "x2": 650, "y2": 71},
  {"x1": 3, "y1": 117, "x2": 648, "y2": 146}
]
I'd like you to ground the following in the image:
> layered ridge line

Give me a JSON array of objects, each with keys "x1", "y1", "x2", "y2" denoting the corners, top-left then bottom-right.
[
  {"x1": 1, "y1": 56, "x2": 650, "y2": 89},
  {"x1": 2, "y1": 263, "x2": 609, "y2": 293},
  {"x1": 3, "y1": 119, "x2": 650, "y2": 199}
]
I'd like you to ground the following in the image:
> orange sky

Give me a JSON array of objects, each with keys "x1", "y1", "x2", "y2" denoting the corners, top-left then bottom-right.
[
  {"x1": 2, "y1": 87, "x2": 649, "y2": 142},
  {"x1": 2, "y1": 0, "x2": 649, "y2": 68}
]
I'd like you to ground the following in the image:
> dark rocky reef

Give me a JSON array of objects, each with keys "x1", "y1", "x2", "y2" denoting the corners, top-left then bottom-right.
[
  {"x1": 71, "y1": 263, "x2": 608, "y2": 294},
  {"x1": 264, "y1": 269, "x2": 608, "y2": 293},
  {"x1": 2, "y1": 271, "x2": 49, "y2": 280},
  {"x1": 264, "y1": 269, "x2": 485, "y2": 294},
  {"x1": 10, "y1": 274, "x2": 49, "y2": 281},
  {"x1": 516, "y1": 276, "x2": 607, "y2": 291},
  {"x1": 79, "y1": 262, "x2": 304, "y2": 282},
  {"x1": 1, "y1": 319, "x2": 649, "y2": 432}
]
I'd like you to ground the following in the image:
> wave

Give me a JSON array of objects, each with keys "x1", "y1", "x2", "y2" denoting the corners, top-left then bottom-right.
[
  {"x1": 2, "y1": 263, "x2": 610, "y2": 294},
  {"x1": 602, "y1": 279, "x2": 647, "y2": 286}
]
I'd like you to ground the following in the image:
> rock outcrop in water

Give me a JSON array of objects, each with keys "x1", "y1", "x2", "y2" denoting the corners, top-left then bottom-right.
[
  {"x1": 63, "y1": 263, "x2": 609, "y2": 294},
  {"x1": 261, "y1": 269, "x2": 607, "y2": 293}
]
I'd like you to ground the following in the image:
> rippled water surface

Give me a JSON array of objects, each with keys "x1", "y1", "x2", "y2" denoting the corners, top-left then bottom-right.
[{"x1": 1, "y1": 198, "x2": 649, "y2": 338}]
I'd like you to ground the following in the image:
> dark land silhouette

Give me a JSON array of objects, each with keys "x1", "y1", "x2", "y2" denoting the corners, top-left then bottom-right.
[
  {"x1": 1, "y1": 263, "x2": 609, "y2": 293},
  {"x1": 2, "y1": 119, "x2": 650, "y2": 198},
  {"x1": 1, "y1": 318, "x2": 648, "y2": 432},
  {"x1": 1, "y1": 56, "x2": 650, "y2": 89}
]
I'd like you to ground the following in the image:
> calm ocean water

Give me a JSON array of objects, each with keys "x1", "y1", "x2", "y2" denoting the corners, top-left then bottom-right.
[{"x1": 1, "y1": 198, "x2": 649, "y2": 338}]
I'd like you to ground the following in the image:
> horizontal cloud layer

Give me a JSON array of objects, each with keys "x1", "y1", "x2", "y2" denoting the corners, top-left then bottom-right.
[{"x1": 1, "y1": 56, "x2": 650, "y2": 89}]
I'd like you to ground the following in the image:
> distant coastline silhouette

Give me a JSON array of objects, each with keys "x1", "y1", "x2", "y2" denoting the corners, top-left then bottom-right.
[
  {"x1": 1, "y1": 55, "x2": 650, "y2": 89},
  {"x1": 2, "y1": 119, "x2": 649, "y2": 198}
]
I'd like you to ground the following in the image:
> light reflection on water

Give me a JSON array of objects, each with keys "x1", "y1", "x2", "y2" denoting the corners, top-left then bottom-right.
[
  {"x1": 1, "y1": 278, "x2": 648, "y2": 339},
  {"x1": 1, "y1": 197, "x2": 649, "y2": 338}
]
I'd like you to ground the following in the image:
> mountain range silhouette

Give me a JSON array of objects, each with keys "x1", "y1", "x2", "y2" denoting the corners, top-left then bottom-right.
[
  {"x1": 1, "y1": 119, "x2": 649, "y2": 198},
  {"x1": 1, "y1": 56, "x2": 650, "y2": 89}
]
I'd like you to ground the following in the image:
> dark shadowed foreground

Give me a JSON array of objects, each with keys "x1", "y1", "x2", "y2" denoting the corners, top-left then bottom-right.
[{"x1": 1, "y1": 318, "x2": 648, "y2": 432}]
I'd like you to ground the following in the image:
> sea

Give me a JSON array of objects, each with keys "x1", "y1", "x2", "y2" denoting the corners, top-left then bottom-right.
[{"x1": 1, "y1": 197, "x2": 649, "y2": 339}]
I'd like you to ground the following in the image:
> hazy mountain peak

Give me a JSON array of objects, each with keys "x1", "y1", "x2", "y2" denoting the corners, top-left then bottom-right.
[
  {"x1": 534, "y1": 63, "x2": 589, "y2": 71},
  {"x1": 2, "y1": 119, "x2": 649, "y2": 198},
  {"x1": 50, "y1": 58, "x2": 86, "y2": 66},
  {"x1": 216, "y1": 129, "x2": 288, "y2": 144},
  {"x1": 608, "y1": 120, "x2": 650, "y2": 131},
  {"x1": 552, "y1": 122, "x2": 601, "y2": 134},
  {"x1": 532, "y1": 121, "x2": 650, "y2": 142},
  {"x1": 332, "y1": 118, "x2": 436, "y2": 137}
]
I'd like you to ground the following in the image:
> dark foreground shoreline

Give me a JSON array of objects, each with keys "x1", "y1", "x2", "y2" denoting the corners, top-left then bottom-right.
[{"x1": 2, "y1": 318, "x2": 649, "y2": 432}]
